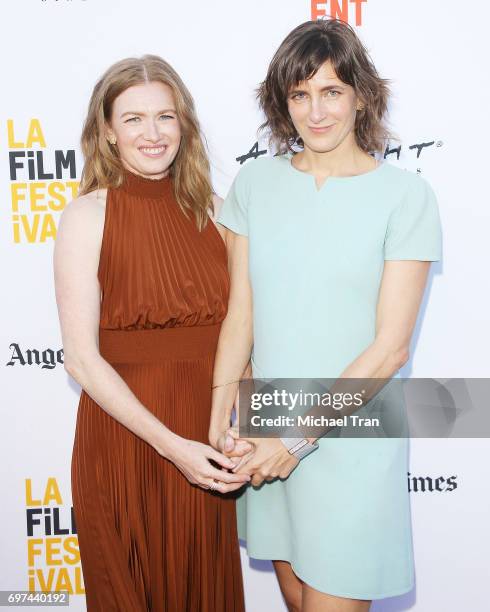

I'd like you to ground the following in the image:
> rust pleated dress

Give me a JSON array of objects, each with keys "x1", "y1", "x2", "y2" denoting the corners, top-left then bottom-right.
[{"x1": 71, "y1": 168, "x2": 245, "y2": 612}]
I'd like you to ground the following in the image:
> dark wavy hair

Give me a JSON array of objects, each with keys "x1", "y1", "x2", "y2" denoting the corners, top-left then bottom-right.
[{"x1": 257, "y1": 19, "x2": 392, "y2": 155}]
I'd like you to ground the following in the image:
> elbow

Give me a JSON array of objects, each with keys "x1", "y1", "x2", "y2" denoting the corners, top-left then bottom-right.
[
  {"x1": 390, "y1": 347, "x2": 410, "y2": 372},
  {"x1": 63, "y1": 350, "x2": 98, "y2": 384},
  {"x1": 223, "y1": 309, "x2": 253, "y2": 336},
  {"x1": 63, "y1": 355, "x2": 83, "y2": 382},
  {"x1": 375, "y1": 332, "x2": 410, "y2": 373}
]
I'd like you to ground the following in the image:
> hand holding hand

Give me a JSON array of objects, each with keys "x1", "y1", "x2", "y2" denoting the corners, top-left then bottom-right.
[
  {"x1": 166, "y1": 436, "x2": 251, "y2": 493},
  {"x1": 229, "y1": 432, "x2": 299, "y2": 486},
  {"x1": 210, "y1": 426, "x2": 254, "y2": 464}
]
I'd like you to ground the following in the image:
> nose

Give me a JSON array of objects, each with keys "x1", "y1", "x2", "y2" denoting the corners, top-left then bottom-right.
[
  {"x1": 143, "y1": 118, "x2": 160, "y2": 142},
  {"x1": 308, "y1": 95, "x2": 327, "y2": 124}
]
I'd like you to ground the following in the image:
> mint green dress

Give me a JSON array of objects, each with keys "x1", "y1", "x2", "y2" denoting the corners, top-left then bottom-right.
[{"x1": 218, "y1": 154, "x2": 442, "y2": 600}]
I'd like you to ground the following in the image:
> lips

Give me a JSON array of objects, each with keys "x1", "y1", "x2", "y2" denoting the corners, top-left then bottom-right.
[
  {"x1": 139, "y1": 145, "x2": 167, "y2": 157},
  {"x1": 309, "y1": 125, "x2": 334, "y2": 133}
]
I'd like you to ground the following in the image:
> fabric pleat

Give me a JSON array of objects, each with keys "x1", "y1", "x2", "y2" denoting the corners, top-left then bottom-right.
[{"x1": 71, "y1": 169, "x2": 244, "y2": 611}]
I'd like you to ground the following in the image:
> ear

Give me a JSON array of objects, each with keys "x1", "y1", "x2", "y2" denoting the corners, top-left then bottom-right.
[{"x1": 104, "y1": 122, "x2": 116, "y2": 145}]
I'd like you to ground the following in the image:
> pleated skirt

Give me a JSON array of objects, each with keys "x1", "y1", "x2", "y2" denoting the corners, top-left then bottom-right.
[{"x1": 71, "y1": 324, "x2": 245, "y2": 612}]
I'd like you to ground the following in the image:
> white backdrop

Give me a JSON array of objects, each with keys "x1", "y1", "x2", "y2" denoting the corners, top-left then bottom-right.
[{"x1": 1, "y1": 1, "x2": 489, "y2": 611}]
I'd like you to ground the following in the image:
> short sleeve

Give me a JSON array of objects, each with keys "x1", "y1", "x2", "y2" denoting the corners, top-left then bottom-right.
[
  {"x1": 217, "y1": 170, "x2": 249, "y2": 237},
  {"x1": 384, "y1": 176, "x2": 442, "y2": 261}
]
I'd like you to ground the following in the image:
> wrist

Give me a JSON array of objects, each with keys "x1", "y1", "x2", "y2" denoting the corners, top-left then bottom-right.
[
  {"x1": 208, "y1": 430, "x2": 220, "y2": 449},
  {"x1": 280, "y1": 437, "x2": 319, "y2": 461},
  {"x1": 153, "y1": 429, "x2": 183, "y2": 460},
  {"x1": 209, "y1": 420, "x2": 231, "y2": 448}
]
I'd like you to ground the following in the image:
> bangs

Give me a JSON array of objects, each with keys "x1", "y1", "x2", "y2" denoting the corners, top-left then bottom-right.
[
  {"x1": 258, "y1": 19, "x2": 391, "y2": 155},
  {"x1": 282, "y1": 36, "x2": 338, "y2": 93}
]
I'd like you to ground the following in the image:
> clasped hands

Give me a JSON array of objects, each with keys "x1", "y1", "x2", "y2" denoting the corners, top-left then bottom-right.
[{"x1": 213, "y1": 427, "x2": 299, "y2": 487}]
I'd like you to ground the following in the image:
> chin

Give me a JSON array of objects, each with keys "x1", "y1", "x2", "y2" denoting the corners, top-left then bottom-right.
[
  {"x1": 133, "y1": 156, "x2": 173, "y2": 177},
  {"x1": 303, "y1": 141, "x2": 338, "y2": 154}
]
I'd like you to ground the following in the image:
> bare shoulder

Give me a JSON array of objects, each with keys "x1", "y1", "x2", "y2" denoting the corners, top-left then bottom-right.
[
  {"x1": 59, "y1": 188, "x2": 107, "y2": 231},
  {"x1": 208, "y1": 193, "x2": 226, "y2": 240},
  {"x1": 211, "y1": 193, "x2": 224, "y2": 218},
  {"x1": 63, "y1": 188, "x2": 107, "y2": 216},
  {"x1": 56, "y1": 188, "x2": 108, "y2": 251}
]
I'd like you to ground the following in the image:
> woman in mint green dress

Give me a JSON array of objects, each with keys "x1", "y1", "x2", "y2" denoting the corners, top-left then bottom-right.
[{"x1": 210, "y1": 19, "x2": 442, "y2": 612}]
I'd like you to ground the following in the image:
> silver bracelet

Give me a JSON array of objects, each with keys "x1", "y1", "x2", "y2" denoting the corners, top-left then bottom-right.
[{"x1": 280, "y1": 437, "x2": 319, "y2": 460}]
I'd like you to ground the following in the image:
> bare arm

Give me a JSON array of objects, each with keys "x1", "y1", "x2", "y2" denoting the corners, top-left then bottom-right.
[
  {"x1": 209, "y1": 229, "x2": 254, "y2": 448},
  {"x1": 233, "y1": 259, "x2": 434, "y2": 483},
  {"x1": 299, "y1": 260, "x2": 432, "y2": 441},
  {"x1": 336, "y1": 260, "x2": 430, "y2": 378},
  {"x1": 54, "y1": 192, "x2": 178, "y2": 453},
  {"x1": 54, "y1": 193, "x2": 249, "y2": 492},
  {"x1": 209, "y1": 193, "x2": 226, "y2": 241}
]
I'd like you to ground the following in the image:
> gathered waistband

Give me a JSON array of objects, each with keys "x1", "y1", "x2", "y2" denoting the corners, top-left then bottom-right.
[{"x1": 99, "y1": 324, "x2": 221, "y2": 364}]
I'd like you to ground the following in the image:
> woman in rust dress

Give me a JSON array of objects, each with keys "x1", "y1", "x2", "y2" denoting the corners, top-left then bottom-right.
[{"x1": 54, "y1": 55, "x2": 249, "y2": 611}]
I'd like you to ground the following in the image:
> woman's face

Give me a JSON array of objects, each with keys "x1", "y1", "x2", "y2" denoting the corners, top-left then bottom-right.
[
  {"x1": 106, "y1": 81, "x2": 181, "y2": 179},
  {"x1": 287, "y1": 60, "x2": 362, "y2": 155}
]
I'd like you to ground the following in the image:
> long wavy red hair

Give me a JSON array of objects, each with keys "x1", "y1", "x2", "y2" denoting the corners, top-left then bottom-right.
[{"x1": 79, "y1": 55, "x2": 213, "y2": 229}]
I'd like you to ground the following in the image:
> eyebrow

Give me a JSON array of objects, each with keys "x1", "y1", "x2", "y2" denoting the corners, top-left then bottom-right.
[
  {"x1": 290, "y1": 85, "x2": 344, "y2": 94},
  {"x1": 120, "y1": 109, "x2": 176, "y2": 118}
]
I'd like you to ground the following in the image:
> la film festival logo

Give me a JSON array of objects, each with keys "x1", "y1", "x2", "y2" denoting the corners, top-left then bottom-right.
[
  {"x1": 311, "y1": 0, "x2": 368, "y2": 24},
  {"x1": 25, "y1": 478, "x2": 85, "y2": 594},
  {"x1": 7, "y1": 119, "x2": 79, "y2": 244}
]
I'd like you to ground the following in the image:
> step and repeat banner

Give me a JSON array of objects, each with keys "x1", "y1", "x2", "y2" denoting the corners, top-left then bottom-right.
[{"x1": 1, "y1": 1, "x2": 488, "y2": 611}]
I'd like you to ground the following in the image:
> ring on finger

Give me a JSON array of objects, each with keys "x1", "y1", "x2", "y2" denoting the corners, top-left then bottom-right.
[{"x1": 209, "y1": 479, "x2": 219, "y2": 491}]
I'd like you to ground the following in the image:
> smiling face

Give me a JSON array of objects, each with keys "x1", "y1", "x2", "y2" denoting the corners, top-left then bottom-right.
[
  {"x1": 106, "y1": 81, "x2": 181, "y2": 179},
  {"x1": 287, "y1": 60, "x2": 363, "y2": 156}
]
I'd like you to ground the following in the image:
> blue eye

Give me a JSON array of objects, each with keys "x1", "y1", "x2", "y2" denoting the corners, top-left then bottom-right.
[
  {"x1": 125, "y1": 115, "x2": 174, "y2": 123},
  {"x1": 327, "y1": 90, "x2": 340, "y2": 97}
]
